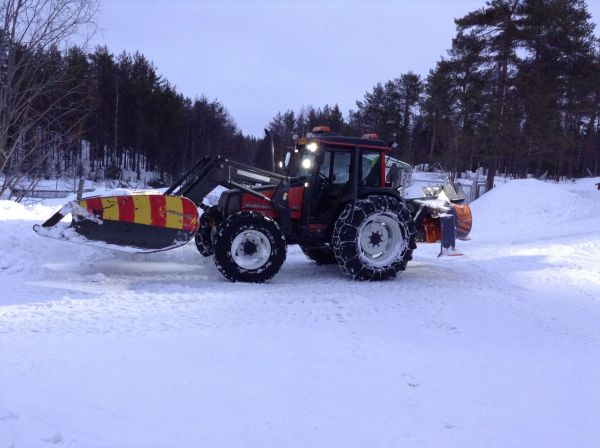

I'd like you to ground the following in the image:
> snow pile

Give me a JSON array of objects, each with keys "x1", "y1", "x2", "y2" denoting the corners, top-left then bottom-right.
[
  {"x1": 0, "y1": 200, "x2": 28, "y2": 220},
  {"x1": 0, "y1": 200, "x2": 57, "y2": 222},
  {"x1": 470, "y1": 178, "x2": 600, "y2": 243}
]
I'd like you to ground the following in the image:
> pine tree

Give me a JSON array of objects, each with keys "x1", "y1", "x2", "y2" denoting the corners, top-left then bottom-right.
[
  {"x1": 455, "y1": 0, "x2": 523, "y2": 189},
  {"x1": 423, "y1": 61, "x2": 456, "y2": 166},
  {"x1": 355, "y1": 82, "x2": 389, "y2": 138},
  {"x1": 518, "y1": 0, "x2": 599, "y2": 177},
  {"x1": 397, "y1": 72, "x2": 423, "y2": 161}
]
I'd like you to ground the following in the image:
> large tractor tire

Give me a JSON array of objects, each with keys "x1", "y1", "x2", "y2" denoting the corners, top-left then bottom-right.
[
  {"x1": 213, "y1": 211, "x2": 286, "y2": 283},
  {"x1": 332, "y1": 195, "x2": 416, "y2": 281},
  {"x1": 195, "y1": 206, "x2": 221, "y2": 257},
  {"x1": 195, "y1": 213, "x2": 214, "y2": 257},
  {"x1": 300, "y1": 244, "x2": 337, "y2": 265}
]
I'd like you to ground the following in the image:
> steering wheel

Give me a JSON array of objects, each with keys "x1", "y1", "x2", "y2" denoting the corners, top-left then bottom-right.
[{"x1": 317, "y1": 170, "x2": 330, "y2": 189}]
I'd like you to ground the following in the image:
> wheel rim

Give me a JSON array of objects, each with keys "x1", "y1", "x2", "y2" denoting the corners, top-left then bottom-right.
[
  {"x1": 231, "y1": 230, "x2": 271, "y2": 270},
  {"x1": 357, "y1": 213, "x2": 404, "y2": 267}
]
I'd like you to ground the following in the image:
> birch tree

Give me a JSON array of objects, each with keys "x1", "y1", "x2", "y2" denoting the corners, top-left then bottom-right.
[{"x1": 0, "y1": 0, "x2": 97, "y2": 198}]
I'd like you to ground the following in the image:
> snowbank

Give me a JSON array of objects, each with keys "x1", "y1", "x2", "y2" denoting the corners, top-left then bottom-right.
[
  {"x1": 0, "y1": 200, "x2": 57, "y2": 221},
  {"x1": 470, "y1": 178, "x2": 600, "y2": 242}
]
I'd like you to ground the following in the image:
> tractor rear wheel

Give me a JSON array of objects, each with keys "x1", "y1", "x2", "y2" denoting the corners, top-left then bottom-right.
[
  {"x1": 300, "y1": 245, "x2": 336, "y2": 265},
  {"x1": 332, "y1": 195, "x2": 416, "y2": 280},
  {"x1": 213, "y1": 211, "x2": 286, "y2": 283}
]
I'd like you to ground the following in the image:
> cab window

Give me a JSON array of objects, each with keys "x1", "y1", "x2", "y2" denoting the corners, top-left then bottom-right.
[
  {"x1": 331, "y1": 151, "x2": 351, "y2": 185},
  {"x1": 293, "y1": 152, "x2": 317, "y2": 178},
  {"x1": 361, "y1": 151, "x2": 382, "y2": 186},
  {"x1": 319, "y1": 151, "x2": 332, "y2": 179}
]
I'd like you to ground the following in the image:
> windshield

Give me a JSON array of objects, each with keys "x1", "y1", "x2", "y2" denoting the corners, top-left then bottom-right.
[{"x1": 289, "y1": 149, "x2": 318, "y2": 179}]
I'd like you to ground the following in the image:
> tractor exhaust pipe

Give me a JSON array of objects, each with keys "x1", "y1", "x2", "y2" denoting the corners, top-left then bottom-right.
[{"x1": 265, "y1": 128, "x2": 275, "y2": 172}]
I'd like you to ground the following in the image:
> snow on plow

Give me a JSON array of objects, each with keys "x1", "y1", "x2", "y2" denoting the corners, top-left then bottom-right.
[{"x1": 33, "y1": 192, "x2": 200, "y2": 253}]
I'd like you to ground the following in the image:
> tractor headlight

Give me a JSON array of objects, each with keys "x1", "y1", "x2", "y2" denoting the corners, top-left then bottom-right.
[
  {"x1": 302, "y1": 158, "x2": 312, "y2": 169},
  {"x1": 306, "y1": 142, "x2": 318, "y2": 152}
]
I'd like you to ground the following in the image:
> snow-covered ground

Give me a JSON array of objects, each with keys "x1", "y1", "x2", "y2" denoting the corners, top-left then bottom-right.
[{"x1": 1, "y1": 178, "x2": 599, "y2": 447}]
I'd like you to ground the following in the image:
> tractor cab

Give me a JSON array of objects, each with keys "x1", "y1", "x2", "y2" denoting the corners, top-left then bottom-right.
[
  {"x1": 286, "y1": 127, "x2": 392, "y2": 230},
  {"x1": 287, "y1": 127, "x2": 387, "y2": 186}
]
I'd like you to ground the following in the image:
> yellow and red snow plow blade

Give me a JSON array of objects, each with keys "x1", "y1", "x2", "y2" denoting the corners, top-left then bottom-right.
[{"x1": 33, "y1": 193, "x2": 200, "y2": 253}]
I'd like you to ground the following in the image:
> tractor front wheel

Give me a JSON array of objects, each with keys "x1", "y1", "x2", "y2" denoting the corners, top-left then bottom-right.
[
  {"x1": 332, "y1": 195, "x2": 416, "y2": 280},
  {"x1": 195, "y1": 206, "x2": 222, "y2": 257},
  {"x1": 213, "y1": 212, "x2": 286, "y2": 283},
  {"x1": 195, "y1": 213, "x2": 214, "y2": 257}
]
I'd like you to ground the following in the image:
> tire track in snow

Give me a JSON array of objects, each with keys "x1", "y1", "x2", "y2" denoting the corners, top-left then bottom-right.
[
  {"x1": 1, "y1": 235, "x2": 598, "y2": 349},
  {"x1": 0, "y1": 248, "x2": 455, "y2": 336},
  {"x1": 447, "y1": 242, "x2": 600, "y2": 348}
]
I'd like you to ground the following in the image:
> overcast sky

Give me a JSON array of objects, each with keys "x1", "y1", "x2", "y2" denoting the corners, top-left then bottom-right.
[{"x1": 94, "y1": 0, "x2": 600, "y2": 137}]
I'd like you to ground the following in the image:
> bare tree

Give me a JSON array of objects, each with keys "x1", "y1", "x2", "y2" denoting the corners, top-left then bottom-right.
[{"x1": 0, "y1": 0, "x2": 98, "y2": 199}]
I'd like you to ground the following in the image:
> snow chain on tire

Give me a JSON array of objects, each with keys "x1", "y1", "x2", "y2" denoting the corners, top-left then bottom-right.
[
  {"x1": 195, "y1": 212, "x2": 215, "y2": 257},
  {"x1": 332, "y1": 195, "x2": 416, "y2": 280},
  {"x1": 213, "y1": 211, "x2": 287, "y2": 283}
]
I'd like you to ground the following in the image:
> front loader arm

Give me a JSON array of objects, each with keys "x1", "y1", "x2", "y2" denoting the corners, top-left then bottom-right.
[
  {"x1": 34, "y1": 156, "x2": 292, "y2": 254},
  {"x1": 165, "y1": 156, "x2": 287, "y2": 208}
]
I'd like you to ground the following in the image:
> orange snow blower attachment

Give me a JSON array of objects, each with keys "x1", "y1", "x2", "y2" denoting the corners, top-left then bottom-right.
[
  {"x1": 424, "y1": 204, "x2": 472, "y2": 242},
  {"x1": 33, "y1": 193, "x2": 200, "y2": 252},
  {"x1": 421, "y1": 203, "x2": 472, "y2": 247},
  {"x1": 422, "y1": 217, "x2": 441, "y2": 243},
  {"x1": 411, "y1": 180, "x2": 473, "y2": 258},
  {"x1": 453, "y1": 203, "x2": 472, "y2": 240}
]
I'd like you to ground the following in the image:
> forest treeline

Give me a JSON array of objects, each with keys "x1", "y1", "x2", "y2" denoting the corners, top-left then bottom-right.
[
  {"x1": 270, "y1": 0, "x2": 600, "y2": 187},
  {"x1": 1, "y1": 44, "x2": 268, "y2": 189},
  {"x1": 2, "y1": 0, "x2": 600, "y2": 196}
]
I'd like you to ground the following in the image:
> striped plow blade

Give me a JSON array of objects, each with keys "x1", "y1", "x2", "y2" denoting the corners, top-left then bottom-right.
[{"x1": 33, "y1": 194, "x2": 200, "y2": 253}]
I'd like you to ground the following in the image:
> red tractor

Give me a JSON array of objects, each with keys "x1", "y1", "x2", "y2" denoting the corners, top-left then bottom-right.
[{"x1": 35, "y1": 127, "x2": 472, "y2": 282}]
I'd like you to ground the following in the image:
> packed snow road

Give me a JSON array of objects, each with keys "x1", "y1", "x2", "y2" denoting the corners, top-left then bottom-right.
[{"x1": 1, "y1": 178, "x2": 599, "y2": 447}]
